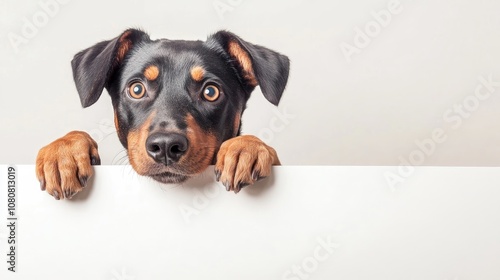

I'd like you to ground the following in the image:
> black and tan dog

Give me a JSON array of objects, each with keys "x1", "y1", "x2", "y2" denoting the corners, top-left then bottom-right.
[{"x1": 36, "y1": 29, "x2": 290, "y2": 200}]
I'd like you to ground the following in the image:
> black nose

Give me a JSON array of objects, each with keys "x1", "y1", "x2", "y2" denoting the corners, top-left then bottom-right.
[{"x1": 146, "y1": 133, "x2": 188, "y2": 165}]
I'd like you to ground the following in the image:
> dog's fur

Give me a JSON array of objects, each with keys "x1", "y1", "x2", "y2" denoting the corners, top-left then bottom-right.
[{"x1": 36, "y1": 29, "x2": 290, "y2": 199}]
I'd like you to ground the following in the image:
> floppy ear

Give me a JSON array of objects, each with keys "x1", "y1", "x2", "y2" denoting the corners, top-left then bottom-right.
[
  {"x1": 71, "y1": 29, "x2": 150, "y2": 108},
  {"x1": 206, "y1": 31, "x2": 290, "y2": 106}
]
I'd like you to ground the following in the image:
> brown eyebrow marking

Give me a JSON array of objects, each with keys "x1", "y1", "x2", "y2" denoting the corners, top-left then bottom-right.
[
  {"x1": 144, "y1": 65, "x2": 160, "y2": 81},
  {"x1": 190, "y1": 66, "x2": 205, "y2": 82}
]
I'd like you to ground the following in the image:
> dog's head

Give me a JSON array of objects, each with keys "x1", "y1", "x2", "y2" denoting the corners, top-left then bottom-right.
[{"x1": 71, "y1": 29, "x2": 289, "y2": 183}]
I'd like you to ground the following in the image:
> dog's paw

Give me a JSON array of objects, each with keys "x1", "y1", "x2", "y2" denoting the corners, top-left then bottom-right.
[
  {"x1": 214, "y1": 135, "x2": 280, "y2": 193},
  {"x1": 35, "y1": 131, "x2": 100, "y2": 200}
]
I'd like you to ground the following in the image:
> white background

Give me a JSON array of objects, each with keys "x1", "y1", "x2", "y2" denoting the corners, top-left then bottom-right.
[{"x1": 1, "y1": 0, "x2": 500, "y2": 166}]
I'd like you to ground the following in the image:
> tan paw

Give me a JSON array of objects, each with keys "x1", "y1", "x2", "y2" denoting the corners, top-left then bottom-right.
[
  {"x1": 214, "y1": 135, "x2": 280, "y2": 193},
  {"x1": 35, "y1": 131, "x2": 100, "y2": 200}
]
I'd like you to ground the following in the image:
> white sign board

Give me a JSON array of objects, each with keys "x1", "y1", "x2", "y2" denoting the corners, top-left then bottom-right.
[{"x1": 1, "y1": 165, "x2": 499, "y2": 279}]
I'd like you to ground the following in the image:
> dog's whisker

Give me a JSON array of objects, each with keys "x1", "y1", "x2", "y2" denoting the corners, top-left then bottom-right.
[
  {"x1": 97, "y1": 123, "x2": 116, "y2": 128},
  {"x1": 101, "y1": 131, "x2": 118, "y2": 141},
  {"x1": 115, "y1": 157, "x2": 129, "y2": 166},
  {"x1": 112, "y1": 149, "x2": 129, "y2": 165}
]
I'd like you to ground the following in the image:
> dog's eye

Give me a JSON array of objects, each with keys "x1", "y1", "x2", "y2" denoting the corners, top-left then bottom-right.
[
  {"x1": 129, "y1": 82, "x2": 146, "y2": 99},
  {"x1": 202, "y1": 85, "x2": 220, "y2": 102}
]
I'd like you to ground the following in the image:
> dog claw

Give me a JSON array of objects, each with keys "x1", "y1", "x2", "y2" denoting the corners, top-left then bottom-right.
[
  {"x1": 53, "y1": 191, "x2": 61, "y2": 200},
  {"x1": 79, "y1": 175, "x2": 89, "y2": 188},
  {"x1": 236, "y1": 182, "x2": 249, "y2": 192},
  {"x1": 91, "y1": 156, "x2": 101, "y2": 165},
  {"x1": 223, "y1": 181, "x2": 231, "y2": 191},
  {"x1": 251, "y1": 170, "x2": 260, "y2": 181},
  {"x1": 252, "y1": 171, "x2": 266, "y2": 182},
  {"x1": 40, "y1": 180, "x2": 46, "y2": 191},
  {"x1": 65, "y1": 190, "x2": 76, "y2": 199},
  {"x1": 215, "y1": 169, "x2": 221, "y2": 182},
  {"x1": 234, "y1": 182, "x2": 249, "y2": 194}
]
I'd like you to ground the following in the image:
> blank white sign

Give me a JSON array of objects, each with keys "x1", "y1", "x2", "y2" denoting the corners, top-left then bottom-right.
[{"x1": 0, "y1": 165, "x2": 499, "y2": 279}]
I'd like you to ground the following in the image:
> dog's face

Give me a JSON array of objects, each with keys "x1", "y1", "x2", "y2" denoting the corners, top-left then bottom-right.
[
  {"x1": 71, "y1": 29, "x2": 289, "y2": 183},
  {"x1": 110, "y1": 38, "x2": 248, "y2": 183}
]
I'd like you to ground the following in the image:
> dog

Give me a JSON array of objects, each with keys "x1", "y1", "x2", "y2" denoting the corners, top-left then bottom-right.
[{"x1": 35, "y1": 29, "x2": 290, "y2": 200}]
